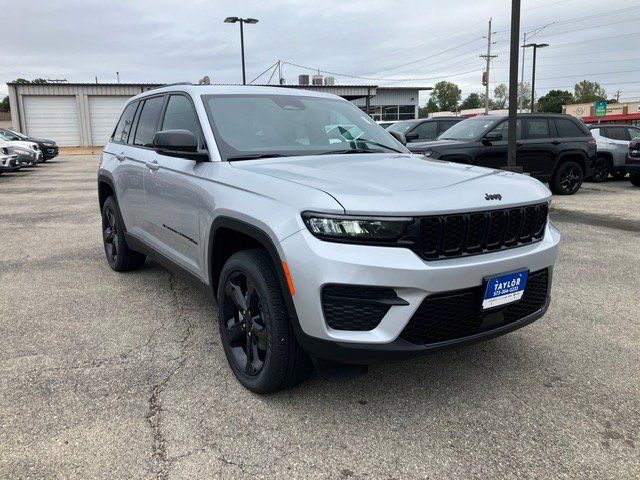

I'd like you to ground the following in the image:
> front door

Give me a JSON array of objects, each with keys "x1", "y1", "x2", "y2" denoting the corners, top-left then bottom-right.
[
  {"x1": 473, "y1": 119, "x2": 522, "y2": 170},
  {"x1": 518, "y1": 117, "x2": 557, "y2": 179},
  {"x1": 143, "y1": 94, "x2": 206, "y2": 276}
]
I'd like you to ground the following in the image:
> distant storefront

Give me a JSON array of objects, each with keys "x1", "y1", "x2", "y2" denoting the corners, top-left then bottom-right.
[{"x1": 563, "y1": 101, "x2": 640, "y2": 125}]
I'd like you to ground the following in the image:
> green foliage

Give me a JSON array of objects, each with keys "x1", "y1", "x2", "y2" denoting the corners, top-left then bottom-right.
[
  {"x1": 536, "y1": 90, "x2": 575, "y2": 113},
  {"x1": 0, "y1": 96, "x2": 9, "y2": 112},
  {"x1": 574, "y1": 80, "x2": 606, "y2": 103},
  {"x1": 32, "y1": 78, "x2": 48, "y2": 84},
  {"x1": 13, "y1": 78, "x2": 30, "y2": 83},
  {"x1": 430, "y1": 81, "x2": 461, "y2": 112},
  {"x1": 460, "y1": 93, "x2": 483, "y2": 110},
  {"x1": 419, "y1": 98, "x2": 439, "y2": 118},
  {"x1": 493, "y1": 83, "x2": 508, "y2": 109}
]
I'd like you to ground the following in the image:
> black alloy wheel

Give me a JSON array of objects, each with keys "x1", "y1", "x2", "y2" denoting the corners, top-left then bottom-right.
[
  {"x1": 221, "y1": 271, "x2": 268, "y2": 376},
  {"x1": 551, "y1": 160, "x2": 583, "y2": 195},
  {"x1": 590, "y1": 158, "x2": 610, "y2": 183},
  {"x1": 103, "y1": 205, "x2": 119, "y2": 267}
]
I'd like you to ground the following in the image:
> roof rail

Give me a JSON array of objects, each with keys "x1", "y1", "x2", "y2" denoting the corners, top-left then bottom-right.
[{"x1": 147, "y1": 82, "x2": 193, "y2": 91}]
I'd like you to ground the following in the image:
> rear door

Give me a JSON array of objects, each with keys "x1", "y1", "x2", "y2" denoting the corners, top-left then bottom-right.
[
  {"x1": 518, "y1": 117, "x2": 557, "y2": 179},
  {"x1": 599, "y1": 126, "x2": 629, "y2": 167},
  {"x1": 106, "y1": 100, "x2": 146, "y2": 236},
  {"x1": 409, "y1": 121, "x2": 438, "y2": 142},
  {"x1": 143, "y1": 93, "x2": 207, "y2": 275},
  {"x1": 437, "y1": 119, "x2": 461, "y2": 137}
]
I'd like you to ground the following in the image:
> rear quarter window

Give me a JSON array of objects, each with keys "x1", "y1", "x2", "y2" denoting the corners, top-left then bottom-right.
[
  {"x1": 111, "y1": 101, "x2": 138, "y2": 143},
  {"x1": 555, "y1": 118, "x2": 587, "y2": 138}
]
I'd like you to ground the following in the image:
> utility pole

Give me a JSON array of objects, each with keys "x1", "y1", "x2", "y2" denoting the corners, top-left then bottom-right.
[
  {"x1": 519, "y1": 32, "x2": 527, "y2": 112},
  {"x1": 278, "y1": 60, "x2": 284, "y2": 85},
  {"x1": 615, "y1": 89, "x2": 621, "y2": 102},
  {"x1": 506, "y1": 0, "x2": 521, "y2": 171},
  {"x1": 480, "y1": 18, "x2": 497, "y2": 115}
]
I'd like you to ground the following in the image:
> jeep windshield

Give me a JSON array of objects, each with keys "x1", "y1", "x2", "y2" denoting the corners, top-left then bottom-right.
[
  {"x1": 202, "y1": 94, "x2": 405, "y2": 160},
  {"x1": 438, "y1": 117, "x2": 499, "y2": 141}
]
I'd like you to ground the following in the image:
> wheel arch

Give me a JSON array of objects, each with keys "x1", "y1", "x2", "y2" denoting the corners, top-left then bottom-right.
[
  {"x1": 97, "y1": 172, "x2": 117, "y2": 212},
  {"x1": 554, "y1": 150, "x2": 588, "y2": 176}
]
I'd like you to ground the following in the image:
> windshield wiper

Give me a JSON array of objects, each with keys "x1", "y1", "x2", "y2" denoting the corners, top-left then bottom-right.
[
  {"x1": 354, "y1": 138, "x2": 403, "y2": 153},
  {"x1": 317, "y1": 148, "x2": 374, "y2": 155},
  {"x1": 227, "y1": 153, "x2": 290, "y2": 161}
]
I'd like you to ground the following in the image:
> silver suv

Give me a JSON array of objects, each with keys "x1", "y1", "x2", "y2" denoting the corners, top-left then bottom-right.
[
  {"x1": 588, "y1": 124, "x2": 640, "y2": 181},
  {"x1": 98, "y1": 85, "x2": 560, "y2": 393}
]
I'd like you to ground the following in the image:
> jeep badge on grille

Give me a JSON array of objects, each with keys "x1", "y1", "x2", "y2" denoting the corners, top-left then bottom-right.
[{"x1": 485, "y1": 193, "x2": 502, "y2": 201}]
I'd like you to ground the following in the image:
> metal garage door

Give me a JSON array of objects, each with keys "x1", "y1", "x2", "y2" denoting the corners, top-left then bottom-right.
[
  {"x1": 23, "y1": 96, "x2": 80, "y2": 146},
  {"x1": 89, "y1": 96, "x2": 130, "y2": 146}
]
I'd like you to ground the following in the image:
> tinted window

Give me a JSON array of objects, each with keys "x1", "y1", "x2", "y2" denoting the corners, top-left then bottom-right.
[
  {"x1": 439, "y1": 117, "x2": 498, "y2": 140},
  {"x1": 527, "y1": 118, "x2": 551, "y2": 139},
  {"x1": 133, "y1": 96, "x2": 165, "y2": 147},
  {"x1": 387, "y1": 120, "x2": 419, "y2": 134},
  {"x1": 490, "y1": 119, "x2": 522, "y2": 140},
  {"x1": 555, "y1": 118, "x2": 585, "y2": 138},
  {"x1": 626, "y1": 127, "x2": 640, "y2": 140},
  {"x1": 412, "y1": 121, "x2": 438, "y2": 140},
  {"x1": 603, "y1": 127, "x2": 629, "y2": 141},
  {"x1": 112, "y1": 102, "x2": 138, "y2": 143},
  {"x1": 439, "y1": 121, "x2": 460, "y2": 134},
  {"x1": 161, "y1": 95, "x2": 202, "y2": 144}
]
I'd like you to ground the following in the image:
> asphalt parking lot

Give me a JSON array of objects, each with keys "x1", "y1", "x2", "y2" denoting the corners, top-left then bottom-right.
[{"x1": 0, "y1": 155, "x2": 638, "y2": 479}]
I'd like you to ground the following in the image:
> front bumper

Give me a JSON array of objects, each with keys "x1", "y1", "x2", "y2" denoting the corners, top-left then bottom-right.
[
  {"x1": 281, "y1": 222, "x2": 560, "y2": 362},
  {"x1": 42, "y1": 145, "x2": 58, "y2": 158},
  {"x1": 622, "y1": 153, "x2": 640, "y2": 173}
]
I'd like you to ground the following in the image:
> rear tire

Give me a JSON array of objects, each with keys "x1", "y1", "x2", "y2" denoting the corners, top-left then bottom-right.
[
  {"x1": 588, "y1": 157, "x2": 610, "y2": 183},
  {"x1": 630, "y1": 173, "x2": 640, "y2": 187},
  {"x1": 101, "y1": 196, "x2": 146, "y2": 271},
  {"x1": 550, "y1": 160, "x2": 583, "y2": 195},
  {"x1": 217, "y1": 249, "x2": 312, "y2": 394}
]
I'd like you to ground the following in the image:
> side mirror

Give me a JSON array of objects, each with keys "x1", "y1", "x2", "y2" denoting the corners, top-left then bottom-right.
[
  {"x1": 153, "y1": 129, "x2": 208, "y2": 161},
  {"x1": 405, "y1": 131, "x2": 420, "y2": 142},
  {"x1": 482, "y1": 131, "x2": 502, "y2": 143},
  {"x1": 388, "y1": 130, "x2": 407, "y2": 146}
]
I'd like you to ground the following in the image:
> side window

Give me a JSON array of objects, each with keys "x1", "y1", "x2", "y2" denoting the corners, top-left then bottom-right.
[
  {"x1": 413, "y1": 121, "x2": 438, "y2": 140},
  {"x1": 161, "y1": 95, "x2": 202, "y2": 145},
  {"x1": 112, "y1": 102, "x2": 138, "y2": 143},
  {"x1": 490, "y1": 119, "x2": 522, "y2": 140},
  {"x1": 555, "y1": 118, "x2": 586, "y2": 138},
  {"x1": 133, "y1": 96, "x2": 165, "y2": 147},
  {"x1": 626, "y1": 127, "x2": 640, "y2": 140},
  {"x1": 526, "y1": 118, "x2": 551, "y2": 139},
  {"x1": 603, "y1": 127, "x2": 629, "y2": 141},
  {"x1": 439, "y1": 121, "x2": 459, "y2": 136}
]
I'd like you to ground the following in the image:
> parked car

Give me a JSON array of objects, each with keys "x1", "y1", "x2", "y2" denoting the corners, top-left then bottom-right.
[
  {"x1": 10, "y1": 145, "x2": 40, "y2": 167},
  {"x1": 0, "y1": 133, "x2": 44, "y2": 163},
  {"x1": 376, "y1": 121, "x2": 397, "y2": 129},
  {"x1": 0, "y1": 147, "x2": 18, "y2": 174},
  {"x1": 406, "y1": 114, "x2": 597, "y2": 195},
  {"x1": 587, "y1": 124, "x2": 640, "y2": 181},
  {"x1": 387, "y1": 117, "x2": 463, "y2": 143},
  {"x1": 98, "y1": 85, "x2": 560, "y2": 393},
  {"x1": 0, "y1": 129, "x2": 58, "y2": 160},
  {"x1": 625, "y1": 136, "x2": 640, "y2": 187}
]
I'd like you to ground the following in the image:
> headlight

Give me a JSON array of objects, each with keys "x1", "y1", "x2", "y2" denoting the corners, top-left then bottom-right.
[
  {"x1": 302, "y1": 212, "x2": 413, "y2": 243},
  {"x1": 423, "y1": 150, "x2": 433, "y2": 157}
]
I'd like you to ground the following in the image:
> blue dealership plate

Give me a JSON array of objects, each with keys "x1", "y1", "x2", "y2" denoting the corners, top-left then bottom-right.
[{"x1": 483, "y1": 270, "x2": 529, "y2": 310}]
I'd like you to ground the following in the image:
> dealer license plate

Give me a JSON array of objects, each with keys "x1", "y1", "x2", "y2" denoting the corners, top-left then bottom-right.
[{"x1": 482, "y1": 270, "x2": 528, "y2": 310}]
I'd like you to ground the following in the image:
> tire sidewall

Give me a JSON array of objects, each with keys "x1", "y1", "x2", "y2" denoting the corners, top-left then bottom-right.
[
  {"x1": 553, "y1": 161, "x2": 583, "y2": 195},
  {"x1": 101, "y1": 197, "x2": 126, "y2": 270}
]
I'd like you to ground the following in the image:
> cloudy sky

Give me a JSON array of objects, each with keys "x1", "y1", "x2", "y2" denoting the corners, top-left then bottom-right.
[{"x1": 2, "y1": 0, "x2": 640, "y2": 104}]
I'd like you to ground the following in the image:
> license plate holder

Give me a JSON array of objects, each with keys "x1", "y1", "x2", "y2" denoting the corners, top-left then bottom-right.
[{"x1": 483, "y1": 269, "x2": 529, "y2": 310}]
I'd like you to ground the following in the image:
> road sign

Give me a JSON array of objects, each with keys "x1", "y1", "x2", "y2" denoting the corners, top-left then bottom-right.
[{"x1": 595, "y1": 101, "x2": 607, "y2": 117}]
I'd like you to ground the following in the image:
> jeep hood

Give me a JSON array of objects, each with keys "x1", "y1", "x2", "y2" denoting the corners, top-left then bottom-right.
[
  {"x1": 407, "y1": 138, "x2": 473, "y2": 152},
  {"x1": 231, "y1": 153, "x2": 551, "y2": 215}
]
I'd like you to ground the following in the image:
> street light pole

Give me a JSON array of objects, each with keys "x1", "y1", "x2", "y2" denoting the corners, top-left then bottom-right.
[
  {"x1": 523, "y1": 43, "x2": 549, "y2": 112},
  {"x1": 224, "y1": 17, "x2": 259, "y2": 85}
]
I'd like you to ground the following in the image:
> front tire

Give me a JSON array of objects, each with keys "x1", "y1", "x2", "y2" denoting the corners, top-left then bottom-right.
[
  {"x1": 630, "y1": 173, "x2": 640, "y2": 187},
  {"x1": 101, "y1": 196, "x2": 146, "y2": 271},
  {"x1": 550, "y1": 160, "x2": 583, "y2": 195},
  {"x1": 217, "y1": 249, "x2": 311, "y2": 394}
]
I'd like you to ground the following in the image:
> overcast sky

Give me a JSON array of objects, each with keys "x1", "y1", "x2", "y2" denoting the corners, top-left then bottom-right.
[{"x1": 2, "y1": 0, "x2": 640, "y2": 104}]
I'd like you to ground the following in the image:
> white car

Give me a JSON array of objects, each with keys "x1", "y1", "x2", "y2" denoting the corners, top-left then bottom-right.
[
  {"x1": 0, "y1": 147, "x2": 18, "y2": 174},
  {"x1": 0, "y1": 132, "x2": 43, "y2": 163}
]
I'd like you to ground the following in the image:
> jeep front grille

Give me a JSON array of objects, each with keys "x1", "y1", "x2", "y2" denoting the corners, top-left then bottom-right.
[{"x1": 417, "y1": 203, "x2": 548, "y2": 260}]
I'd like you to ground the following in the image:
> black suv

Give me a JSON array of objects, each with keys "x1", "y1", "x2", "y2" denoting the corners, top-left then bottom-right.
[
  {"x1": 0, "y1": 128, "x2": 59, "y2": 160},
  {"x1": 387, "y1": 117, "x2": 463, "y2": 143},
  {"x1": 406, "y1": 114, "x2": 597, "y2": 195}
]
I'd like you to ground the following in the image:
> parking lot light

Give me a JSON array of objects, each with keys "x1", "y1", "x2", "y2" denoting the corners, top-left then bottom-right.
[
  {"x1": 523, "y1": 43, "x2": 549, "y2": 112},
  {"x1": 224, "y1": 16, "x2": 260, "y2": 85}
]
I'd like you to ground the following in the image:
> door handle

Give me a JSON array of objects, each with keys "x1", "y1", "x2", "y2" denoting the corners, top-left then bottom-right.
[
  {"x1": 551, "y1": 140, "x2": 561, "y2": 145},
  {"x1": 115, "y1": 153, "x2": 125, "y2": 162},
  {"x1": 146, "y1": 160, "x2": 160, "y2": 171},
  {"x1": 516, "y1": 142, "x2": 523, "y2": 147}
]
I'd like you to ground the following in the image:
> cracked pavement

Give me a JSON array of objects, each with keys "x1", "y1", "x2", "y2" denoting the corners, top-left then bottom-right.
[{"x1": 0, "y1": 156, "x2": 638, "y2": 479}]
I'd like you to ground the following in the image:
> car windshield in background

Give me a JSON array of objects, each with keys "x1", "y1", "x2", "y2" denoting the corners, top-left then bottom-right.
[
  {"x1": 6, "y1": 129, "x2": 28, "y2": 140},
  {"x1": 202, "y1": 94, "x2": 404, "y2": 160},
  {"x1": 439, "y1": 117, "x2": 498, "y2": 140},
  {"x1": 387, "y1": 120, "x2": 419, "y2": 134}
]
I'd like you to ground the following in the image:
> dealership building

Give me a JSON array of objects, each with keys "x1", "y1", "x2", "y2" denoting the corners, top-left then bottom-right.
[{"x1": 7, "y1": 81, "x2": 427, "y2": 147}]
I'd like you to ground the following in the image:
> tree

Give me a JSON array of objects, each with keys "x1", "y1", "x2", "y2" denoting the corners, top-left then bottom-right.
[
  {"x1": 574, "y1": 80, "x2": 606, "y2": 103},
  {"x1": 493, "y1": 83, "x2": 508, "y2": 109},
  {"x1": 518, "y1": 82, "x2": 532, "y2": 109},
  {"x1": 460, "y1": 92, "x2": 483, "y2": 110},
  {"x1": 419, "y1": 98, "x2": 439, "y2": 118},
  {"x1": 32, "y1": 78, "x2": 48, "y2": 84},
  {"x1": 430, "y1": 81, "x2": 461, "y2": 112},
  {"x1": 536, "y1": 90, "x2": 574, "y2": 113},
  {"x1": 13, "y1": 78, "x2": 30, "y2": 83},
  {"x1": 0, "y1": 96, "x2": 9, "y2": 112}
]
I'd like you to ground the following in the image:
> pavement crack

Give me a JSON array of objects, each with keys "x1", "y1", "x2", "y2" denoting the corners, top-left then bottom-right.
[{"x1": 145, "y1": 272, "x2": 193, "y2": 480}]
